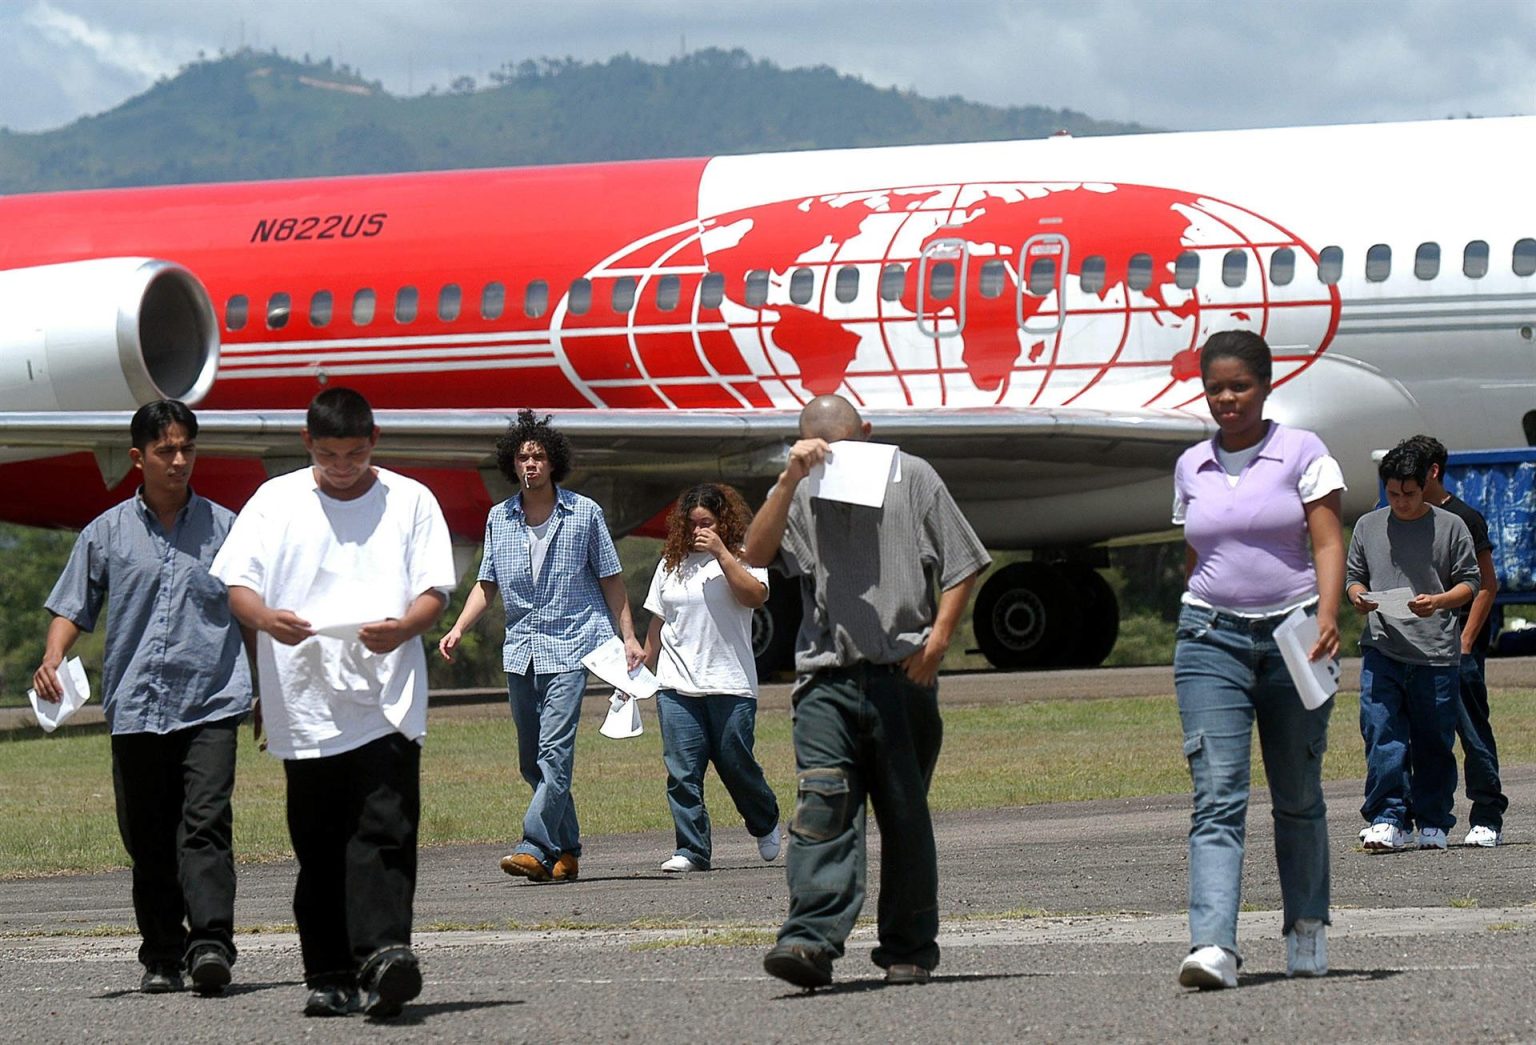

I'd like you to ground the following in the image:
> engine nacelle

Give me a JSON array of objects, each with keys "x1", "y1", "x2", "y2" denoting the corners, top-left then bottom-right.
[{"x1": 0, "y1": 258, "x2": 219, "y2": 411}]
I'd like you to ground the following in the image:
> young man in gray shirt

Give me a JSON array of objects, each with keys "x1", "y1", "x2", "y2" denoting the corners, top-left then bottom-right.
[{"x1": 1347, "y1": 442, "x2": 1478, "y2": 852}]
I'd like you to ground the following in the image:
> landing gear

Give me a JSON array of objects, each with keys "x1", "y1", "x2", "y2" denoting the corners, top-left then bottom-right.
[
  {"x1": 752, "y1": 576, "x2": 800, "y2": 677},
  {"x1": 972, "y1": 561, "x2": 1120, "y2": 670}
]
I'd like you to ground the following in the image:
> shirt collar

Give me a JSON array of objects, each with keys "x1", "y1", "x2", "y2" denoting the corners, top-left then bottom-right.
[
  {"x1": 133, "y1": 486, "x2": 199, "y2": 525},
  {"x1": 510, "y1": 486, "x2": 574, "y2": 519}
]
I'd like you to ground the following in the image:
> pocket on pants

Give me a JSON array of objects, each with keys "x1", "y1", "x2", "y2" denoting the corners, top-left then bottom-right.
[
  {"x1": 790, "y1": 768, "x2": 850, "y2": 843},
  {"x1": 1182, "y1": 732, "x2": 1205, "y2": 761}
]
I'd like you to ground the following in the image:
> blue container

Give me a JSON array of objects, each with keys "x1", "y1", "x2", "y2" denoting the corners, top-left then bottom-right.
[{"x1": 1443, "y1": 449, "x2": 1536, "y2": 596}]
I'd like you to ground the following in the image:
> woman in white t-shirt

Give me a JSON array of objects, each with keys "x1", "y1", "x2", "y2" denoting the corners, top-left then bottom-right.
[{"x1": 643, "y1": 483, "x2": 782, "y2": 873}]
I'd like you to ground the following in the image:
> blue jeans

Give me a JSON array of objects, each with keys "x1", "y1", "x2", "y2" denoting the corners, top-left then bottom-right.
[
  {"x1": 1456, "y1": 651, "x2": 1507, "y2": 830},
  {"x1": 1358, "y1": 648, "x2": 1459, "y2": 832},
  {"x1": 507, "y1": 668, "x2": 586, "y2": 868},
  {"x1": 656, "y1": 690, "x2": 779, "y2": 868},
  {"x1": 1173, "y1": 605, "x2": 1332, "y2": 959}
]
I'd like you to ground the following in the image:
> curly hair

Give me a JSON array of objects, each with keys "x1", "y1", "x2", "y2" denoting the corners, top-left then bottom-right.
[
  {"x1": 495, "y1": 408, "x2": 574, "y2": 485},
  {"x1": 660, "y1": 483, "x2": 755, "y2": 573}
]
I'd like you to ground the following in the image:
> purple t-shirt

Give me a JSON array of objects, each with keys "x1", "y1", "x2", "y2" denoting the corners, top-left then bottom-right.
[{"x1": 1174, "y1": 423, "x2": 1330, "y2": 612}]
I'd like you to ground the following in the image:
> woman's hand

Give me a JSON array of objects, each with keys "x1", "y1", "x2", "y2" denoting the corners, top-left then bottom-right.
[
  {"x1": 1308, "y1": 613, "x2": 1340, "y2": 661},
  {"x1": 693, "y1": 526, "x2": 727, "y2": 560}
]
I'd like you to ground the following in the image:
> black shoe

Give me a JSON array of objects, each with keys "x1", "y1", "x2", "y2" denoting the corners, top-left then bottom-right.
[
  {"x1": 140, "y1": 965, "x2": 184, "y2": 994},
  {"x1": 187, "y1": 946, "x2": 232, "y2": 995},
  {"x1": 763, "y1": 943, "x2": 833, "y2": 989},
  {"x1": 884, "y1": 963, "x2": 932, "y2": 985},
  {"x1": 361, "y1": 946, "x2": 422, "y2": 1019},
  {"x1": 303, "y1": 982, "x2": 361, "y2": 1018}
]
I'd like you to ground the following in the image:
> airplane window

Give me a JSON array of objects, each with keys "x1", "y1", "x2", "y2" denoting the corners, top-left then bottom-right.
[
  {"x1": 394, "y1": 286, "x2": 418, "y2": 324},
  {"x1": 1127, "y1": 253, "x2": 1153, "y2": 292},
  {"x1": 1269, "y1": 248, "x2": 1295, "y2": 286},
  {"x1": 567, "y1": 278, "x2": 592, "y2": 316},
  {"x1": 1514, "y1": 238, "x2": 1536, "y2": 277},
  {"x1": 266, "y1": 292, "x2": 291, "y2": 330},
  {"x1": 1080, "y1": 255, "x2": 1106, "y2": 294},
  {"x1": 352, "y1": 288, "x2": 376, "y2": 325},
  {"x1": 835, "y1": 266, "x2": 860, "y2": 304},
  {"x1": 611, "y1": 276, "x2": 637, "y2": 313},
  {"x1": 1365, "y1": 244, "x2": 1391, "y2": 283},
  {"x1": 1026, "y1": 257, "x2": 1056, "y2": 296},
  {"x1": 1222, "y1": 250, "x2": 1247, "y2": 288},
  {"x1": 879, "y1": 263, "x2": 905, "y2": 302},
  {"x1": 1463, "y1": 240, "x2": 1489, "y2": 279},
  {"x1": 309, "y1": 290, "x2": 333, "y2": 327},
  {"x1": 1317, "y1": 246, "x2": 1343, "y2": 285},
  {"x1": 929, "y1": 261, "x2": 956, "y2": 301},
  {"x1": 1174, "y1": 252, "x2": 1199, "y2": 290},
  {"x1": 524, "y1": 280, "x2": 549, "y2": 318},
  {"x1": 438, "y1": 284, "x2": 462, "y2": 322},
  {"x1": 480, "y1": 282, "x2": 505, "y2": 320},
  {"x1": 699, "y1": 272, "x2": 724, "y2": 309},
  {"x1": 978, "y1": 260, "x2": 1006, "y2": 299},
  {"x1": 225, "y1": 295, "x2": 248, "y2": 332},
  {"x1": 656, "y1": 274, "x2": 681, "y2": 311},
  {"x1": 789, "y1": 267, "x2": 815, "y2": 305},
  {"x1": 744, "y1": 270, "x2": 770, "y2": 307},
  {"x1": 1414, "y1": 243, "x2": 1440, "y2": 281}
]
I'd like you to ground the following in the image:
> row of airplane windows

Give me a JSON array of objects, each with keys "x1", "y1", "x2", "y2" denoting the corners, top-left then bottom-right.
[{"x1": 224, "y1": 238, "x2": 1536, "y2": 332}]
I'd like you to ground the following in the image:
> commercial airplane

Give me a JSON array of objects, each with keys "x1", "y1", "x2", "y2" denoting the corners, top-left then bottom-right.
[{"x1": 3, "y1": 115, "x2": 1534, "y2": 671}]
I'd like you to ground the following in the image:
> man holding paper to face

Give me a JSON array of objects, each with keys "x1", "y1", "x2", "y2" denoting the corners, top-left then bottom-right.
[
  {"x1": 1346, "y1": 441, "x2": 1479, "y2": 854},
  {"x1": 34, "y1": 400, "x2": 252, "y2": 997},
  {"x1": 744, "y1": 394, "x2": 989, "y2": 990}
]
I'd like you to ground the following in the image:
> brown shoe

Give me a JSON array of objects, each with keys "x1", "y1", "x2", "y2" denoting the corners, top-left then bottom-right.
[
  {"x1": 499, "y1": 853, "x2": 551, "y2": 882},
  {"x1": 884, "y1": 963, "x2": 931, "y2": 985},
  {"x1": 551, "y1": 852, "x2": 580, "y2": 881}
]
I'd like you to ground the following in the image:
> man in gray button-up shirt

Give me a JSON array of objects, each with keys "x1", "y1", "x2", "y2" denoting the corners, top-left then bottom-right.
[{"x1": 33, "y1": 400, "x2": 251, "y2": 996}]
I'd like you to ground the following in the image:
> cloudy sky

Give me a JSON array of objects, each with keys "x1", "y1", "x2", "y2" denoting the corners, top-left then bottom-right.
[{"x1": 1, "y1": 0, "x2": 1532, "y2": 135}]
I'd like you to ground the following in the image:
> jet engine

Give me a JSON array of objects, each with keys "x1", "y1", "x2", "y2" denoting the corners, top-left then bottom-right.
[{"x1": 0, "y1": 258, "x2": 219, "y2": 411}]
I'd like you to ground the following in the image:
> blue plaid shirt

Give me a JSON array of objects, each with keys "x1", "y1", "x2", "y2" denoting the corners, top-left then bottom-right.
[{"x1": 479, "y1": 487, "x2": 622, "y2": 674}]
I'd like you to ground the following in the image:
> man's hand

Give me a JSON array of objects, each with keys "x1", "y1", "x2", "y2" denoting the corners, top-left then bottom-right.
[
  {"x1": 31, "y1": 655, "x2": 64, "y2": 703},
  {"x1": 900, "y1": 637, "x2": 947, "y2": 687},
  {"x1": 1407, "y1": 594, "x2": 1438, "y2": 618},
  {"x1": 358, "y1": 618, "x2": 410, "y2": 655},
  {"x1": 1348, "y1": 589, "x2": 1378, "y2": 616},
  {"x1": 624, "y1": 636, "x2": 646, "y2": 671},
  {"x1": 783, "y1": 439, "x2": 832, "y2": 484},
  {"x1": 264, "y1": 609, "x2": 315, "y2": 646},
  {"x1": 438, "y1": 626, "x2": 465, "y2": 661}
]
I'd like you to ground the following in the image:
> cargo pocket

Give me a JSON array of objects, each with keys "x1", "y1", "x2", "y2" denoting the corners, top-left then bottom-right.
[{"x1": 790, "y1": 768, "x2": 850, "y2": 843}]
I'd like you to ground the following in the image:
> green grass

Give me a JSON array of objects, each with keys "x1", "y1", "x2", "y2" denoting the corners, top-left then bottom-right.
[{"x1": 5, "y1": 690, "x2": 1536, "y2": 878}]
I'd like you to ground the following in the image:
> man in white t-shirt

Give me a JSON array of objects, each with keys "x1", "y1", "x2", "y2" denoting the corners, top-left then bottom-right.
[{"x1": 212, "y1": 388, "x2": 456, "y2": 1020}]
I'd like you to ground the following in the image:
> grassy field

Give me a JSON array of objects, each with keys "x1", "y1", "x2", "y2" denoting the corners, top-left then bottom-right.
[{"x1": 5, "y1": 690, "x2": 1535, "y2": 879}]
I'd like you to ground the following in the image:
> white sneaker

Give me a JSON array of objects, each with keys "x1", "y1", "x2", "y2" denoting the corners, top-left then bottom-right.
[
  {"x1": 1286, "y1": 918, "x2": 1328, "y2": 977},
  {"x1": 1177, "y1": 945, "x2": 1238, "y2": 989},
  {"x1": 1357, "y1": 825, "x2": 1370, "y2": 843},
  {"x1": 1360, "y1": 822, "x2": 1415, "y2": 851},
  {"x1": 1464, "y1": 825, "x2": 1502, "y2": 847},
  {"x1": 755, "y1": 821, "x2": 782, "y2": 862},
  {"x1": 661, "y1": 855, "x2": 701, "y2": 873},
  {"x1": 1418, "y1": 827, "x2": 1448, "y2": 850}
]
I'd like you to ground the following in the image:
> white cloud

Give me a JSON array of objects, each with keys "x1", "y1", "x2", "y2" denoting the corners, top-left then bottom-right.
[{"x1": 22, "y1": 1, "x2": 183, "y2": 81}]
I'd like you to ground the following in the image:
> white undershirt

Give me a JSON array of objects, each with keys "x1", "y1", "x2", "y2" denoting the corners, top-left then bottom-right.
[{"x1": 527, "y1": 517, "x2": 554, "y2": 585}]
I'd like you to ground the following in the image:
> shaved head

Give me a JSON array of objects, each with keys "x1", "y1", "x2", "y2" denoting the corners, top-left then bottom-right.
[{"x1": 798, "y1": 395, "x2": 867, "y2": 441}]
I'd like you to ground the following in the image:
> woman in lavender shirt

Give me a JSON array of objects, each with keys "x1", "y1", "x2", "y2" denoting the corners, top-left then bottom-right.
[{"x1": 1170, "y1": 330, "x2": 1345, "y2": 990}]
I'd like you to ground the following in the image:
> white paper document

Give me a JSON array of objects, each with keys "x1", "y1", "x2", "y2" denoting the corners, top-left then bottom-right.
[
  {"x1": 580, "y1": 636, "x2": 659, "y2": 700},
  {"x1": 302, "y1": 568, "x2": 385, "y2": 642},
  {"x1": 1360, "y1": 586, "x2": 1417, "y2": 619},
  {"x1": 599, "y1": 690, "x2": 644, "y2": 739},
  {"x1": 309, "y1": 620, "x2": 374, "y2": 641},
  {"x1": 805, "y1": 440, "x2": 900, "y2": 508},
  {"x1": 1273, "y1": 608, "x2": 1340, "y2": 711},
  {"x1": 27, "y1": 656, "x2": 90, "y2": 733}
]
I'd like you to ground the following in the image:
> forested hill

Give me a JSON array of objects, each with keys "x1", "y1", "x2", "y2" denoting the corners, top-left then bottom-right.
[{"x1": 0, "y1": 48, "x2": 1150, "y2": 194}]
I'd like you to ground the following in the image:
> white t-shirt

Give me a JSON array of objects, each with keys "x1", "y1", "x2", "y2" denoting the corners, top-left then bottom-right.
[
  {"x1": 527, "y1": 516, "x2": 554, "y2": 585},
  {"x1": 643, "y1": 552, "x2": 768, "y2": 699},
  {"x1": 210, "y1": 467, "x2": 457, "y2": 759}
]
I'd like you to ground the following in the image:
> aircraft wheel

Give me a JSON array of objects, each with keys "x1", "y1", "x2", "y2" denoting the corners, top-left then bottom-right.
[
  {"x1": 1052, "y1": 564, "x2": 1120, "y2": 667},
  {"x1": 752, "y1": 577, "x2": 800, "y2": 677},
  {"x1": 973, "y1": 562, "x2": 1083, "y2": 670}
]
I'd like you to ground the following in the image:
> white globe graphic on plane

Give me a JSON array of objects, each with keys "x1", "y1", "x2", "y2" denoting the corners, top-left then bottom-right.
[{"x1": 549, "y1": 183, "x2": 1339, "y2": 412}]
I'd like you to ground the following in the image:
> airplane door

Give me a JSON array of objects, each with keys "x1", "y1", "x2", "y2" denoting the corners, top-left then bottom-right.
[{"x1": 1018, "y1": 233, "x2": 1069, "y2": 335}]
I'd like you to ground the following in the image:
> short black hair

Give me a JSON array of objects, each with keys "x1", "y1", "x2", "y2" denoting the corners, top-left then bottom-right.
[
  {"x1": 1199, "y1": 330, "x2": 1273, "y2": 386},
  {"x1": 496, "y1": 409, "x2": 573, "y2": 485},
  {"x1": 1379, "y1": 443, "x2": 1430, "y2": 487},
  {"x1": 1402, "y1": 433, "x2": 1448, "y2": 474},
  {"x1": 306, "y1": 387, "x2": 375, "y2": 439},
  {"x1": 130, "y1": 399, "x2": 198, "y2": 451}
]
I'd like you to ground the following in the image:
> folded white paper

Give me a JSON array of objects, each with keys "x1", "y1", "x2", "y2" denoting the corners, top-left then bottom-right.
[
  {"x1": 27, "y1": 656, "x2": 90, "y2": 733},
  {"x1": 309, "y1": 620, "x2": 373, "y2": 641},
  {"x1": 580, "y1": 636, "x2": 658, "y2": 699},
  {"x1": 1273, "y1": 608, "x2": 1340, "y2": 710},
  {"x1": 805, "y1": 440, "x2": 900, "y2": 508},
  {"x1": 599, "y1": 690, "x2": 643, "y2": 739},
  {"x1": 1360, "y1": 586, "x2": 1417, "y2": 619}
]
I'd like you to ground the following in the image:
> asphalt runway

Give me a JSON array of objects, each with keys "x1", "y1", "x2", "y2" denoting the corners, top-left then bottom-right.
[{"x1": 4, "y1": 668, "x2": 1536, "y2": 1042}]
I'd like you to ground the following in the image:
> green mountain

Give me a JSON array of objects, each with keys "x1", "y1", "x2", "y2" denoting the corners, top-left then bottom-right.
[{"x1": 0, "y1": 48, "x2": 1150, "y2": 194}]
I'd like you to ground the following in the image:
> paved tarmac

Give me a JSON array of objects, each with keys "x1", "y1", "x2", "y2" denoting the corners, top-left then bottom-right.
[{"x1": 3, "y1": 668, "x2": 1536, "y2": 1042}]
